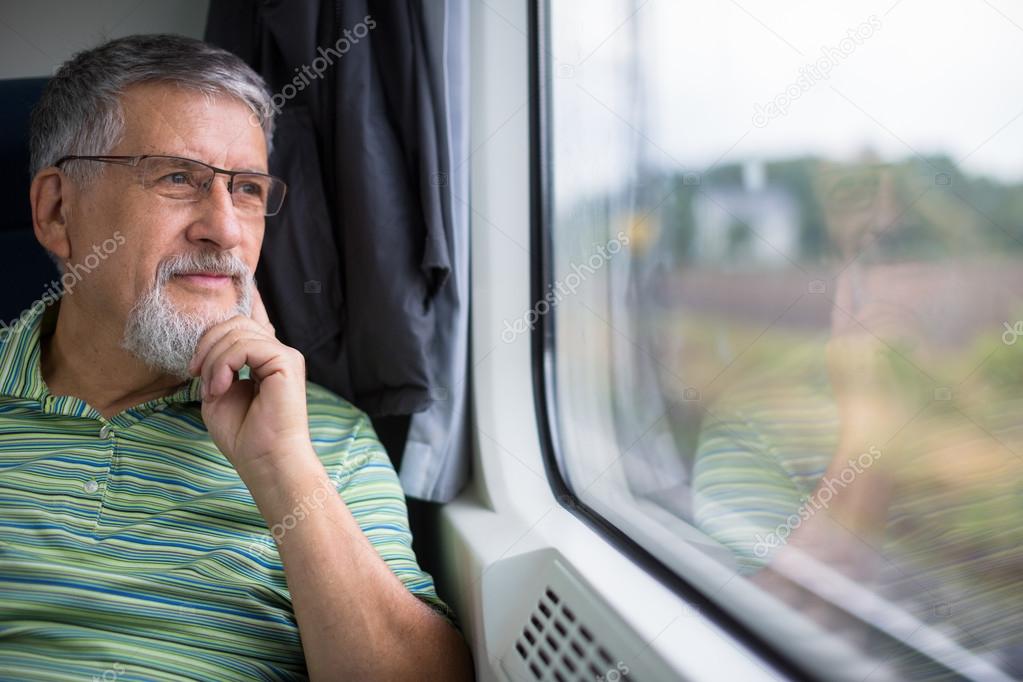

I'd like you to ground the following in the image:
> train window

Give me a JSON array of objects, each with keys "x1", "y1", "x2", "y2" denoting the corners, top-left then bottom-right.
[{"x1": 542, "y1": 0, "x2": 1023, "y2": 678}]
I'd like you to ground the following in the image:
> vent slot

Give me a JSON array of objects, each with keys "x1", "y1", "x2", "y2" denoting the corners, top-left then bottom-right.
[{"x1": 513, "y1": 585, "x2": 635, "y2": 681}]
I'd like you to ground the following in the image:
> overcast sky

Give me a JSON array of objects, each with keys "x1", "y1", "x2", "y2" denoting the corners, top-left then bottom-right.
[{"x1": 551, "y1": 0, "x2": 1023, "y2": 200}]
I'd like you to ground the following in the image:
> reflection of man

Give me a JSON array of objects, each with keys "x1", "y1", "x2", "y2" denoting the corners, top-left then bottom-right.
[
  {"x1": 0, "y1": 35, "x2": 473, "y2": 680},
  {"x1": 691, "y1": 161, "x2": 1023, "y2": 673}
]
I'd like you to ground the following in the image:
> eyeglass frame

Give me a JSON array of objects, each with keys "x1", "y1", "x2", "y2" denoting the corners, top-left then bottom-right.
[{"x1": 53, "y1": 154, "x2": 288, "y2": 217}]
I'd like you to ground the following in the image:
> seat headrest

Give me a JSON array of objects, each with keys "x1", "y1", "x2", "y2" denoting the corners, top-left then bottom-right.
[
  {"x1": 0, "y1": 77, "x2": 60, "y2": 325},
  {"x1": 0, "y1": 77, "x2": 49, "y2": 234}
]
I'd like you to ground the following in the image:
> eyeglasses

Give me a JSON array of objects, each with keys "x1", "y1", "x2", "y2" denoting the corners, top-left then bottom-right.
[{"x1": 54, "y1": 154, "x2": 288, "y2": 217}]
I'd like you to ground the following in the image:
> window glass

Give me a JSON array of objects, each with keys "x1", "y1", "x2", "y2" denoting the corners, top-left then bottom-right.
[{"x1": 546, "y1": 1, "x2": 1023, "y2": 678}]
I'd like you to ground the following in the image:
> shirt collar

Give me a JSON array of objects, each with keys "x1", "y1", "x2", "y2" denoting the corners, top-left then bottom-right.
[
  {"x1": 0, "y1": 296, "x2": 202, "y2": 411},
  {"x1": 0, "y1": 297, "x2": 54, "y2": 401}
]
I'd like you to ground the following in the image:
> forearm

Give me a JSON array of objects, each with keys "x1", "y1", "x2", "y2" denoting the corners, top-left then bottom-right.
[
  {"x1": 243, "y1": 451, "x2": 474, "y2": 682},
  {"x1": 817, "y1": 434, "x2": 891, "y2": 533},
  {"x1": 781, "y1": 432, "x2": 892, "y2": 577},
  {"x1": 747, "y1": 437, "x2": 893, "y2": 623}
]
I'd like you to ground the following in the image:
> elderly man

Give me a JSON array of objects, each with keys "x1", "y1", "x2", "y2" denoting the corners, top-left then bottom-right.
[{"x1": 0, "y1": 34, "x2": 473, "y2": 681}]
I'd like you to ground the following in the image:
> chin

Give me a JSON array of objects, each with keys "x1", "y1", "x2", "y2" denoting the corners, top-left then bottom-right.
[{"x1": 170, "y1": 291, "x2": 238, "y2": 319}]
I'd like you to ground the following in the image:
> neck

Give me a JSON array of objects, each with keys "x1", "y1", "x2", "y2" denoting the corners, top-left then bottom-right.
[{"x1": 40, "y1": 296, "x2": 187, "y2": 418}]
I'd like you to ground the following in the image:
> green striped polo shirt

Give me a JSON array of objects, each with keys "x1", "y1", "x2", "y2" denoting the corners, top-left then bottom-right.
[
  {"x1": 692, "y1": 337, "x2": 1023, "y2": 677},
  {"x1": 0, "y1": 300, "x2": 454, "y2": 681}
]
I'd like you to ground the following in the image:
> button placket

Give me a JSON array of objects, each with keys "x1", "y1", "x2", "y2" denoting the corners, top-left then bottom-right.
[{"x1": 90, "y1": 422, "x2": 116, "y2": 509}]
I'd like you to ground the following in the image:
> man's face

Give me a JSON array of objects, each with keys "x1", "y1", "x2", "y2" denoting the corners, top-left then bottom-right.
[
  {"x1": 817, "y1": 163, "x2": 904, "y2": 259},
  {"x1": 64, "y1": 81, "x2": 268, "y2": 374}
]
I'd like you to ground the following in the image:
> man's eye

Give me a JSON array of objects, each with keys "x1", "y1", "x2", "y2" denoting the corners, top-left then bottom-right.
[
  {"x1": 237, "y1": 181, "x2": 265, "y2": 197},
  {"x1": 160, "y1": 172, "x2": 195, "y2": 185}
]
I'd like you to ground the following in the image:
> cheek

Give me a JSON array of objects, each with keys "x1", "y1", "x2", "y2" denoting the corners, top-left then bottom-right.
[
  {"x1": 75, "y1": 225, "x2": 148, "y2": 297},
  {"x1": 103, "y1": 204, "x2": 181, "y2": 269},
  {"x1": 241, "y1": 233, "x2": 263, "y2": 273},
  {"x1": 73, "y1": 192, "x2": 138, "y2": 253}
]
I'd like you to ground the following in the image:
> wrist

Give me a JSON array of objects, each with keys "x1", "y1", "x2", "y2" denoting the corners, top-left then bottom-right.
[
  {"x1": 837, "y1": 401, "x2": 908, "y2": 451},
  {"x1": 245, "y1": 457, "x2": 337, "y2": 531},
  {"x1": 819, "y1": 440, "x2": 893, "y2": 534},
  {"x1": 237, "y1": 441, "x2": 324, "y2": 496}
]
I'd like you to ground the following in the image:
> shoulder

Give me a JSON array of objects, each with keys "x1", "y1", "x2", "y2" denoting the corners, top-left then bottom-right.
[
  {"x1": 305, "y1": 380, "x2": 361, "y2": 417},
  {"x1": 303, "y1": 381, "x2": 390, "y2": 473},
  {"x1": 304, "y1": 380, "x2": 371, "y2": 434},
  {"x1": 304, "y1": 381, "x2": 370, "y2": 447}
]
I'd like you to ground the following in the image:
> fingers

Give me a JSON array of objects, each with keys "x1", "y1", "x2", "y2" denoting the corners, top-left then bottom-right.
[
  {"x1": 197, "y1": 327, "x2": 304, "y2": 399},
  {"x1": 188, "y1": 316, "x2": 272, "y2": 377},
  {"x1": 203, "y1": 335, "x2": 269, "y2": 398}
]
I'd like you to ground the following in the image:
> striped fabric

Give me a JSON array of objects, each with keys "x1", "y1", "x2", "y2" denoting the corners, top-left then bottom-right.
[
  {"x1": 0, "y1": 301, "x2": 454, "y2": 681},
  {"x1": 692, "y1": 338, "x2": 1023, "y2": 676}
]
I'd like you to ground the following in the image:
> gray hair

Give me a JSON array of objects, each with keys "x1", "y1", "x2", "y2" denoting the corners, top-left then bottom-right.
[{"x1": 30, "y1": 33, "x2": 275, "y2": 183}]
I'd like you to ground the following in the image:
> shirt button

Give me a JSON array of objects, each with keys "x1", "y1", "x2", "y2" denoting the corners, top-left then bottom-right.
[
  {"x1": 84, "y1": 479, "x2": 99, "y2": 494},
  {"x1": 99, "y1": 424, "x2": 112, "y2": 439}
]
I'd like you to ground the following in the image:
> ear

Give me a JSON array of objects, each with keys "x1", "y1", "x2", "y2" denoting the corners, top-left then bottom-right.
[{"x1": 30, "y1": 167, "x2": 73, "y2": 264}]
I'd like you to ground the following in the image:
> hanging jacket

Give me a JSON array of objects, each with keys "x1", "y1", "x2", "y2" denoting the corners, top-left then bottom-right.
[{"x1": 205, "y1": 0, "x2": 451, "y2": 417}]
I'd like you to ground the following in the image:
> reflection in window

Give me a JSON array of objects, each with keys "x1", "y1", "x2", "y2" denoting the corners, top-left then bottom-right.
[{"x1": 547, "y1": 1, "x2": 1023, "y2": 679}]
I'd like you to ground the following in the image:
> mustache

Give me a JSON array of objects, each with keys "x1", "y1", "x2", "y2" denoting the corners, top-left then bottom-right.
[{"x1": 155, "y1": 252, "x2": 252, "y2": 286}]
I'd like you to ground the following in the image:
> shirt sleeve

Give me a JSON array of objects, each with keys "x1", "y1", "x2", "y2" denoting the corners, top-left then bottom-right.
[
  {"x1": 306, "y1": 384, "x2": 458, "y2": 627},
  {"x1": 692, "y1": 406, "x2": 809, "y2": 573}
]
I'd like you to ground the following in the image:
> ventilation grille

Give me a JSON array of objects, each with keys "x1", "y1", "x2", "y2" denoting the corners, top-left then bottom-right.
[{"x1": 513, "y1": 586, "x2": 635, "y2": 682}]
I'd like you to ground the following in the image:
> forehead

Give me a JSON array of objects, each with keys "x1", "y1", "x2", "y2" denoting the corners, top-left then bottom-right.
[{"x1": 115, "y1": 81, "x2": 268, "y2": 172}]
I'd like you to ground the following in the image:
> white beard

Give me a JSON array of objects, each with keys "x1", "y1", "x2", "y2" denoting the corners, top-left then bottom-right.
[{"x1": 121, "y1": 251, "x2": 253, "y2": 380}]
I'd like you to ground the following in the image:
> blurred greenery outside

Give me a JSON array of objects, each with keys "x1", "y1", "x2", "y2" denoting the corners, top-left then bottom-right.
[{"x1": 552, "y1": 154, "x2": 1023, "y2": 660}]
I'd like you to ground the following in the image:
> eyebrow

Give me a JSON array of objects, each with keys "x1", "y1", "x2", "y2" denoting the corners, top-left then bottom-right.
[{"x1": 169, "y1": 149, "x2": 268, "y2": 174}]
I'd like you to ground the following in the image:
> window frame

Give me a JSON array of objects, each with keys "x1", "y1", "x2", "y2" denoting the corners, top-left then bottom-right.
[{"x1": 526, "y1": 2, "x2": 816, "y2": 680}]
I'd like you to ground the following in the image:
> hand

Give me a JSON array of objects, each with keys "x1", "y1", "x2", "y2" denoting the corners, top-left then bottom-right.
[
  {"x1": 827, "y1": 266, "x2": 927, "y2": 445},
  {"x1": 188, "y1": 287, "x2": 313, "y2": 478}
]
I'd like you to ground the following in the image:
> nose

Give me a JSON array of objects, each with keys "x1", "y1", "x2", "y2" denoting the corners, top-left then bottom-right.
[{"x1": 184, "y1": 175, "x2": 244, "y2": 250}]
